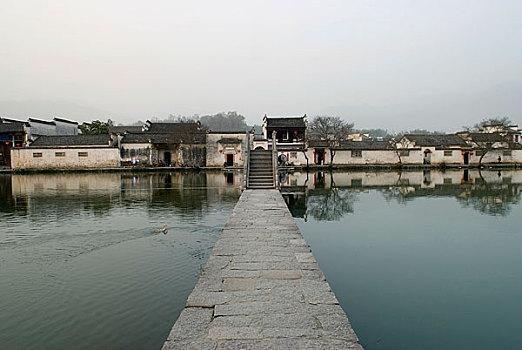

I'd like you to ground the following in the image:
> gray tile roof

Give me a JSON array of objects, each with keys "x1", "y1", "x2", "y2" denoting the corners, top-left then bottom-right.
[
  {"x1": 337, "y1": 140, "x2": 393, "y2": 150},
  {"x1": 28, "y1": 118, "x2": 56, "y2": 126},
  {"x1": 53, "y1": 117, "x2": 78, "y2": 125},
  {"x1": 30, "y1": 134, "x2": 113, "y2": 147},
  {"x1": 0, "y1": 122, "x2": 25, "y2": 133},
  {"x1": 144, "y1": 122, "x2": 202, "y2": 133},
  {"x1": 121, "y1": 133, "x2": 170, "y2": 144},
  {"x1": 403, "y1": 134, "x2": 468, "y2": 147},
  {"x1": 109, "y1": 125, "x2": 144, "y2": 134},
  {"x1": 266, "y1": 117, "x2": 306, "y2": 128},
  {"x1": 136, "y1": 122, "x2": 206, "y2": 143},
  {"x1": 121, "y1": 131, "x2": 206, "y2": 144},
  {"x1": 467, "y1": 133, "x2": 509, "y2": 143}
]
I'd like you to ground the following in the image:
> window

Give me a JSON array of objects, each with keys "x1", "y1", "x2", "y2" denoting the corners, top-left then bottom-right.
[
  {"x1": 503, "y1": 150, "x2": 512, "y2": 156},
  {"x1": 33, "y1": 152, "x2": 43, "y2": 158},
  {"x1": 444, "y1": 150, "x2": 453, "y2": 157},
  {"x1": 78, "y1": 152, "x2": 88, "y2": 157},
  {"x1": 55, "y1": 152, "x2": 65, "y2": 157},
  {"x1": 444, "y1": 178, "x2": 452, "y2": 184},
  {"x1": 398, "y1": 150, "x2": 409, "y2": 156},
  {"x1": 351, "y1": 150, "x2": 362, "y2": 157},
  {"x1": 475, "y1": 150, "x2": 483, "y2": 156},
  {"x1": 351, "y1": 179, "x2": 363, "y2": 187},
  {"x1": 290, "y1": 152, "x2": 297, "y2": 158}
]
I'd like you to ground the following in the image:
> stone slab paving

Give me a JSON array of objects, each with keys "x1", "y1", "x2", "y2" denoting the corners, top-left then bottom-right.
[{"x1": 162, "y1": 189, "x2": 363, "y2": 350}]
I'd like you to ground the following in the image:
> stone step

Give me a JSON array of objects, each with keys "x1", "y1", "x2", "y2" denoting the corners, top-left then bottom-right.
[
  {"x1": 247, "y1": 185, "x2": 275, "y2": 189},
  {"x1": 249, "y1": 171, "x2": 273, "y2": 175},
  {"x1": 250, "y1": 166, "x2": 272, "y2": 169},
  {"x1": 250, "y1": 154, "x2": 271, "y2": 157},
  {"x1": 250, "y1": 161, "x2": 272, "y2": 167},
  {"x1": 248, "y1": 178, "x2": 274, "y2": 182}
]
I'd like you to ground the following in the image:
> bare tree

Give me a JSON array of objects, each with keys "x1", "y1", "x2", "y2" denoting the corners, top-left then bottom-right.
[
  {"x1": 464, "y1": 117, "x2": 513, "y2": 132},
  {"x1": 465, "y1": 133, "x2": 508, "y2": 166},
  {"x1": 390, "y1": 135, "x2": 409, "y2": 165},
  {"x1": 308, "y1": 116, "x2": 354, "y2": 167}
]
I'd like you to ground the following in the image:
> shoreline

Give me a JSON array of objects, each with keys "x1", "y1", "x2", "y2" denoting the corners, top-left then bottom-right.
[{"x1": 1, "y1": 162, "x2": 521, "y2": 174}]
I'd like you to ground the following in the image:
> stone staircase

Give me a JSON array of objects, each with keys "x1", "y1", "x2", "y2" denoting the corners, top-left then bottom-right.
[{"x1": 247, "y1": 149, "x2": 275, "y2": 189}]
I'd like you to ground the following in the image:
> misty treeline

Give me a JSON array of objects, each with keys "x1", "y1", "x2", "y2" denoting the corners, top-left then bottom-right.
[
  {"x1": 88, "y1": 114, "x2": 513, "y2": 137},
  {"x1": 355, "y1": 117, "x2": 512, "y2": 139},
  {"x1": 130, "y1": 111, "x2": 260, "y2": 132},
  {"x1": 355, "y1": 128, "x2": 444, "y2": 139}
]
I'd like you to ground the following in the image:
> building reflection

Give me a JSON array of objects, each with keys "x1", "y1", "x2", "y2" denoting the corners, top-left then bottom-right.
[
  {"x1": 280, "y1": 169, "x2": 522, "y2": 219},
  {"x1": 1, "y1": 169, "x2": 520, "y2": 221},
  {"x1": 0, "y1": 171, "x2": 243, "y2": 220}
]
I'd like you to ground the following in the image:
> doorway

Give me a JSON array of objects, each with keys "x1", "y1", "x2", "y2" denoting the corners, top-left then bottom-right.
[
  {"x1": 226, "y1": 153, "x2": 234, "y2": 167},
  {"x1": 0, "y1": 141, "x2": 11, "y2": 167},
  {"x1": 164, "y1": 152, "x2": 171, "y2": 166},
  {"x1": 315, "y1": 149, "x2": 325, "y2": 165},
  {"x1": 423, "y1": 149, "x2": 431, "y2": 165},
  {"x1": 463, "y1": 152, "x2": 469, "y2": 165}
]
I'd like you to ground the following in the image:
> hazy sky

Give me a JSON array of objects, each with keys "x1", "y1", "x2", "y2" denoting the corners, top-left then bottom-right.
[{"x1": 1, "y1": 0, "x2": 521, "y2": 131}]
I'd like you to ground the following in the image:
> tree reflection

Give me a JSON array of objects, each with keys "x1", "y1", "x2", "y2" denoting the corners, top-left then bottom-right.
[
  {"x1": 282, "y1": 170, "x2": 522, "y2": 219},
  {"x1": 456, "y1": 182, "x2": 521, "y2": 216},
  {"x1": 307, "y1": 187, "x2": 358, "y2": 221}
]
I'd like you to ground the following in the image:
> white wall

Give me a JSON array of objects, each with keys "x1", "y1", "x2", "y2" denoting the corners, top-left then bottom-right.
[
  {"x1": 11, "y1": 147, "x2": 120, "y2": 169},
  {"x1": 333, "y1": 149, "x2": 400, "y2": 165},
  {"x1": 206, "y1": 133, "x2": 247, "y2": 167},
  {"x1": 469, "y1": 149, "x2": 522, "y2": 164}
]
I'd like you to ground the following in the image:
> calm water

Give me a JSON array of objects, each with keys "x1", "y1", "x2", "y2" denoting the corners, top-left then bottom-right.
[
  {"x1": 0, "y1": 171, "x2": 242, "y2": 350},
  {"x1": 2, "y1": 169, "x2": 521, "y2": 350},
  {"x1": 281, "y1": 169, "x2": 522, "y2": 350}
]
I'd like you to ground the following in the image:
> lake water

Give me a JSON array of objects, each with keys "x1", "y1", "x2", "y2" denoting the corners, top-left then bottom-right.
[
  {"x1": 1, "y1": 169, "x2": 521, "y2": 350},
  {"x1": 281, "y1": 168, "x2": 522, "y2": 350},
  {"x1": 0, "y1": 171, "x2": 242, "y2": 350}
]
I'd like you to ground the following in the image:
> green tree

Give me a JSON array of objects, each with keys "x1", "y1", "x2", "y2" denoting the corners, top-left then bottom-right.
[{"x1": 80, "y1": 120, "x2": 110, "y2": 134}]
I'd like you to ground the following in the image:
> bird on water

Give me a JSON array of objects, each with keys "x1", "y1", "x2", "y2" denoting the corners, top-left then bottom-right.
[{"x1": 154, "y1": 224, "x2": 168, "y2": 234}]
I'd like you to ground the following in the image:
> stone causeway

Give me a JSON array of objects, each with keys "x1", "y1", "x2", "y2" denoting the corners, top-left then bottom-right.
[{"x1": 162, "y1": 189, "x2": 363, "y2": 350}]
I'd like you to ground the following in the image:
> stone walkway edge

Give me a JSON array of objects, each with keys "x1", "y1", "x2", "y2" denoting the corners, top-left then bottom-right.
[{"x1": 162, "y1": 189, "x2": 363, "y2": 350}]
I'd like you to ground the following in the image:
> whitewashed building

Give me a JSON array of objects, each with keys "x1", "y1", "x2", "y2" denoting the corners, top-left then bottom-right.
[
  {"x1": 205, "y1": 132, "x2": 248, "y2": 167},
  {"x1": 10, "y1": 135, "x2": 119, "y2": 170}
]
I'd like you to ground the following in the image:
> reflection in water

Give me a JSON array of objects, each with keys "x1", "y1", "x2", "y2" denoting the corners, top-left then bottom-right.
[
  {"x1": 0, "y1": 171, "x2": 242, "y2": 350},
  {"x1": 281, "y1": 169, "x2": 522, "y2": 219},
  {"x1": 282, "y1": 169, "x2": 522, "y2": 350}
]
